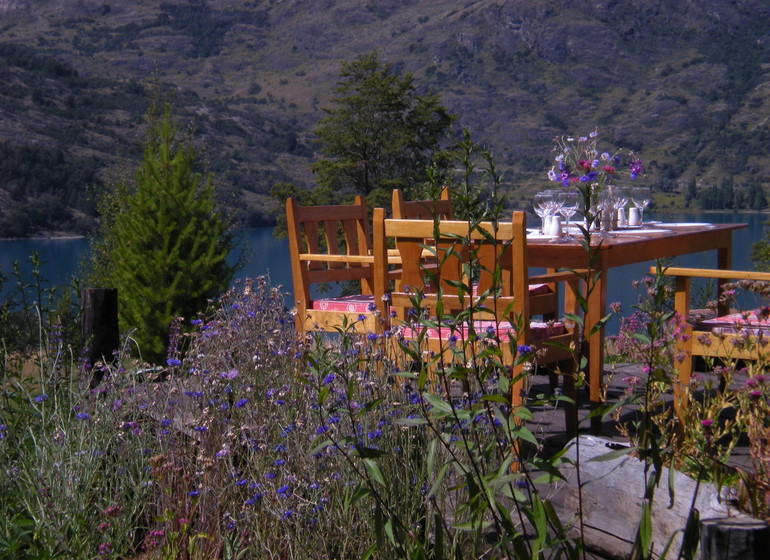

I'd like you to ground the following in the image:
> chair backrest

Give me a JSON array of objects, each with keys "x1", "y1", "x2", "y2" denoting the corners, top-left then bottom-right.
[
  {"x1": 391, "y1": 187, "x2": 453, "y2": 220},
  {"x1": 373, "y1": 209, "x2": 530, "y2": 328},
  {"x1": 285, "y1": 196, "x2": 374, "y2": 327}
]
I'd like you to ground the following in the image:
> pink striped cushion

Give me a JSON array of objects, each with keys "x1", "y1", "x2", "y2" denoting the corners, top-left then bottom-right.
[
  {"x1": 700, "y1": 309, "x2": 770, "y2": 335},
  {"x1": 401, "y1": 320, "x2": 564, "y2": 342},
  {"x1": 312, "y1": 294, "x2": 375, "y2": 313}
]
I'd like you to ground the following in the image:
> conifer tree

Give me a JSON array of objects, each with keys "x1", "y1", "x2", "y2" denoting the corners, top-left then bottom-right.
[
  {"x1": 90, "y1": 102, "x2": 236, "y2": 363},
  {"x1": 312, "y1": 51, "x2": 454, "y2": 208}
]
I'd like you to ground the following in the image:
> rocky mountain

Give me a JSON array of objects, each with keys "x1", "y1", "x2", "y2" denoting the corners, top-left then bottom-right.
[{"x1": 1, "y1": 0, "x2": 769, "y2": 236}]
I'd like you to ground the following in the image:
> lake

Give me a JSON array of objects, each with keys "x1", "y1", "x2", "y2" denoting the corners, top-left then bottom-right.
[{"x1": 1, "y1": 211, "x2": 766, "y2": 333}]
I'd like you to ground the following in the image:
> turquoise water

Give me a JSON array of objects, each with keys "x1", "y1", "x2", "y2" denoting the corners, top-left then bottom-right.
[{"x1": 1, "y1": 212, "x2": 765, "y2": 332}]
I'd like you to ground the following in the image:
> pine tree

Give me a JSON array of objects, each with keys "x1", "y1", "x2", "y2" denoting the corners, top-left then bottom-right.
[
  {"x1": 91, "y1": 103, "x2": 236, "y2": 363},
  {"x1": 312, "y1": 51, "x2": 454, "y2": 209}
]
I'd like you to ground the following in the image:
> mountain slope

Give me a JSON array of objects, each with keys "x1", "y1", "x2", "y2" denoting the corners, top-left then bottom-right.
[{"x1": 1, "y1": 0, "x2": 769, "y2": 235}]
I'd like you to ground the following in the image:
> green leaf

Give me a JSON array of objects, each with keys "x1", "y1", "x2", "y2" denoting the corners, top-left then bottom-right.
[
  {"x1": 423, "y1": 392, "x2": 454, "y2": 416},
  {"x1": 587, "y1": 445, "x2": 638, "y2": 462},
  {"x1": 364, "y1": 458, "x2": 386, "y2": 486}
]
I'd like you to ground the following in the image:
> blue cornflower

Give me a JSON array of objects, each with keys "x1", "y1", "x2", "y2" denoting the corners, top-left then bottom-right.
[
  {"x1": 34, "y1": 394, "x2": 49, "y2": 403},
  {"x1": 190, "y1": 319, "x2": 203, "y2": 325},
  {"x1": 367, "y1": 332, "x2": 379, "y2": 341},
  {"x1": 160, "y1": 418, "x2": 172, "y2": 427},
  {"x1": 517, "y1": 344, "x2": 533, "y2": 355},
  {"x1": 357, "y1": 314, "x2": 367, "y2": 322},
  {"x1": 322, "y1": 373, "x2": 335, "y2": 385},
  {"x1": 166, "y1": 358, "x2": 182, "y2": 367},
  {"x1": 274, "y1": 459, "x2": 286, "y2": 466},
  {"x1": 283, "y1": 510, "x2": 293, "y2": 519},
  {"x1": 277, "y1": 485, "x2": 290, "y2": 496},
  {"x1": 235, "y1": 479, "x2": 248, "y2": 486},
  {"x1": 264, "y1": 472, "x2": 277, "y2": 479},
  {"x1": 274, "y1": 444, "x2": 287, "y2": 453},
  {"x1": 188, "y1": 490, "x2": 200, "y2": 497},
  {"x1": 367, "y1": 429, "x2": 383, "y2": 439},
  {"x1": 76, "y1": 412, "x2": 90, "y2": 421},
  {"x1": 0, "y1": 424, "x2": 6, "y2": 439},
  {"x1": 316, "y1": 425, "x2": 328, "y2": 435},
  {"x1": 367, "y1": 302, "x2": 377, "y2": 311},
  {"x1": 193, "y1": 425, "x2": 208, "y2": 432},
  {"x1": 245, "y1": 492, "x2": 262, "y2": 506},
  {"x1": 235, "y1": 398, "x2": 248, "y2": 408}
]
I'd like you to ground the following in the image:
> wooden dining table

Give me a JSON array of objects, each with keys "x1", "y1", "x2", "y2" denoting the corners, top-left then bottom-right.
[{"x1": 526, "y1": 222, "x2": 747, "y2": 433}]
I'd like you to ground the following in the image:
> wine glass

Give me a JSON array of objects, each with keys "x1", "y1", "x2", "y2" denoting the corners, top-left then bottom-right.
[
  {"x1": 533, "y1": 191, "x2": 553, "y2": 234},
  {"x1": 631, "y1": 186, "x2": 651, "y2": 226},
  {"x1": 609, "y1": 185, "x2": 629, "y2": 228},
  {"x1": 556, "y1": 189, "x2": 580, "y2": 242}
]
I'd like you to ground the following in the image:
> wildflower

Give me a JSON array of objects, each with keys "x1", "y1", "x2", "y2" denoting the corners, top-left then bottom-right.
[
  {"x1": 188, "y1": 490, "x2": 200, "y2": 497},
  {"x1": 277, "y1": 485, "x2": 290, "y2": 496},
  {"x1": 76, "y1": 412, "x2": 90, "y2": 421},
  {"x1": 701, "y1": 419, "x2": 714, "y2": 428},
  {"x1": 283, "y1": 510, "x2": 293, "y2": 518},
  {"x1": 166, "y1": 358, "x2": 182, "y2": 367},
  {"x1": 265, "y1": 472, "x2": 277, "y2": 479},
  {"x1": 357, "y1": 314, "x2": 367, "y2": 322},
  {"x1": 322, "y1": 373, "x2": 335, "y2": 385},
  {"x1": 367, "y1": 332, "x2": 379, "y2": 341},
  {"x1": 274, "y1": 458, "x2": 286, "y2": 466},
  {"x1": 34, "y1": 394, "x2": 49, "y2": 403},
  {"x1": 245, "y1": 492, "x2": 262, "y2": 506},
  {"x1": 98, "y1": 542, "x2": 112, "y2": 556},
  {"x1": 235, "y1": 398, "x2": 248, "y2": 408},
  {"x1": 193, "y1": 425, "x2": 208, "y2": 432},
  {"x1": 517, "y1": 344, "x2": 533, "y2": 355},
  {"x1": 0, "y1": 424, "x2": 6, "y2": 439},
  {"x1": 219, "y1": 369, "x2": 239, "y2": 380}
]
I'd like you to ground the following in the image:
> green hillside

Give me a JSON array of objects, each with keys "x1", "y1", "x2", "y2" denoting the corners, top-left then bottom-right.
[{"x1": 1, "y1": 0, "x2": 769, "y2": 235}]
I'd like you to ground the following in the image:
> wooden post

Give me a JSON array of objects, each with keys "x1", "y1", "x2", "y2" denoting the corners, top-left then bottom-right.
[{"x1": 81, "y1": 288, "x2": 119, "y2": 386}]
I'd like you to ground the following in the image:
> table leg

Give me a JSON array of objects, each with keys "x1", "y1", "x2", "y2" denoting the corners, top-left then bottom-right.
[{"x1": 584, "y1": 266, "x2": 606, "y2": 435}]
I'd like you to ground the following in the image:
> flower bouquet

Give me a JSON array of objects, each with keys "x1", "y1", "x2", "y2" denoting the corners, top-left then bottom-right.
[{"x1": 547, "y1": 130, "x2": 645, "y2": 233}]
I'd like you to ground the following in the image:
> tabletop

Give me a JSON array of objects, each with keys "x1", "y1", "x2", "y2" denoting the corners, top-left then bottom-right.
[{"x1": 526, "y1": 222, "x2": 747, "y2": 270}]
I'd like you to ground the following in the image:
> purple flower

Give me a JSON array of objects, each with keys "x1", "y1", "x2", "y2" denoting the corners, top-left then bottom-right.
[
  {"x1": 701, "y1": 419, "x2": 714, "y2": 428},
  {"x1": 219, "y1": 369, "x2": 239, "y2": 380},
  {"x1": 277, "y1": 485, "x2": 290, "y2": 496},
  {"x1": 188, "y1": 490, "x2": 200, "y2": 497},
  {"x1": 194, "y1": 425, "x2": 208, "y2": 432},
  {"x1": 245, "y1": 492, "x2": 262, "y2": 505},
  {"x1": 166, "y1": 358, "x2": 182, "y2": 367},
  {"x1": 34, "y1": 394, "x2": 49, "y2": 403},
  {"x1": 76, "y1": 412, "x2": 90, "y2": 421},
  {"x1": 235, "y1": 398, "x2": 248, "y2": 408},
  {"x1": 517, "y1": 344, "x2": 533, "y2": 355},
  {"x1": 322, "y1": 373, "x2": 335, "y2": 385}
]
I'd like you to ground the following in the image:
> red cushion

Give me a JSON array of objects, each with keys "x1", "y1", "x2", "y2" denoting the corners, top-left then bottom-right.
[
  {"x1": 699, "y1": 309, "x2": 770, "y2": 335},
  {"x1": 312, "y1": 294, "x2": 375, "y2": 313},
  {"x1": 401, "y1": 320, "x2": 564, "y2": 342}
]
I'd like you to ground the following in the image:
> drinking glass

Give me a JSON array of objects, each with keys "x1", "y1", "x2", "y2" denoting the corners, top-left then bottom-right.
[
  {"x1": 533, "y1": 191, "x2": 553, "y2": 233},
  {"x1": 556, "y1": 189, "x2": 580, "y2": 242},
  {"x1": 631, "y1": 186, "x2": 651, "y2": 225},
  {"x1": 609, "y1": 185, "x2": 629, "y2": 228}
]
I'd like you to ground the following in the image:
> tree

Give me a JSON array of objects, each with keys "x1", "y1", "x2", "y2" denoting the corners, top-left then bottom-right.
[
  {"x1": 89, "y1": 102, "x2": 237, "y2": 363},
  {"x1": 312, "y1": 51, "x2": 454, "y2": 209}
]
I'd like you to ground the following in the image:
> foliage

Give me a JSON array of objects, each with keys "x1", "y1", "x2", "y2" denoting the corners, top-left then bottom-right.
[
  {"x1": 0, "y1": 141, "x2": 101, "y2": 237},
  {"x1": 312, "y1": 51, "x2": 455, "y2": 209},
  {"x1": 88, "y1": 102, "x2": 237, "y2": 364}
]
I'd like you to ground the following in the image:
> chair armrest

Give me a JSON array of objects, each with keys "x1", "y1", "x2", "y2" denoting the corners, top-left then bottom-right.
[
  {"x1": 299, "y1": 253, "x2": 375, "y2": 264},
  {"x1": 651, "y1": 267, "x2": 770, "y2": 282},
  {"x1": 530, "y1": 269, "x2": 588, "y2": 284}
]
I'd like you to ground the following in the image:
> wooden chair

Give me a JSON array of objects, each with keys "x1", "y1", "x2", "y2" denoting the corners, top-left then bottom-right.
[
  {"x1": 285, "y1": 196, "x2": 385, "y2": 335},
  {"x1": 372, "y1": 209, "x2": 581, "y2": 436},
  {"x1": 657, "y1": 266, "x2": 770, "y2": 423},
  {"x1": 391, "y1": 187, "x2": 558, "y2": 321},
  {"x1": 391, "y1": 187, "x2": 453, "y2": 220}
]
